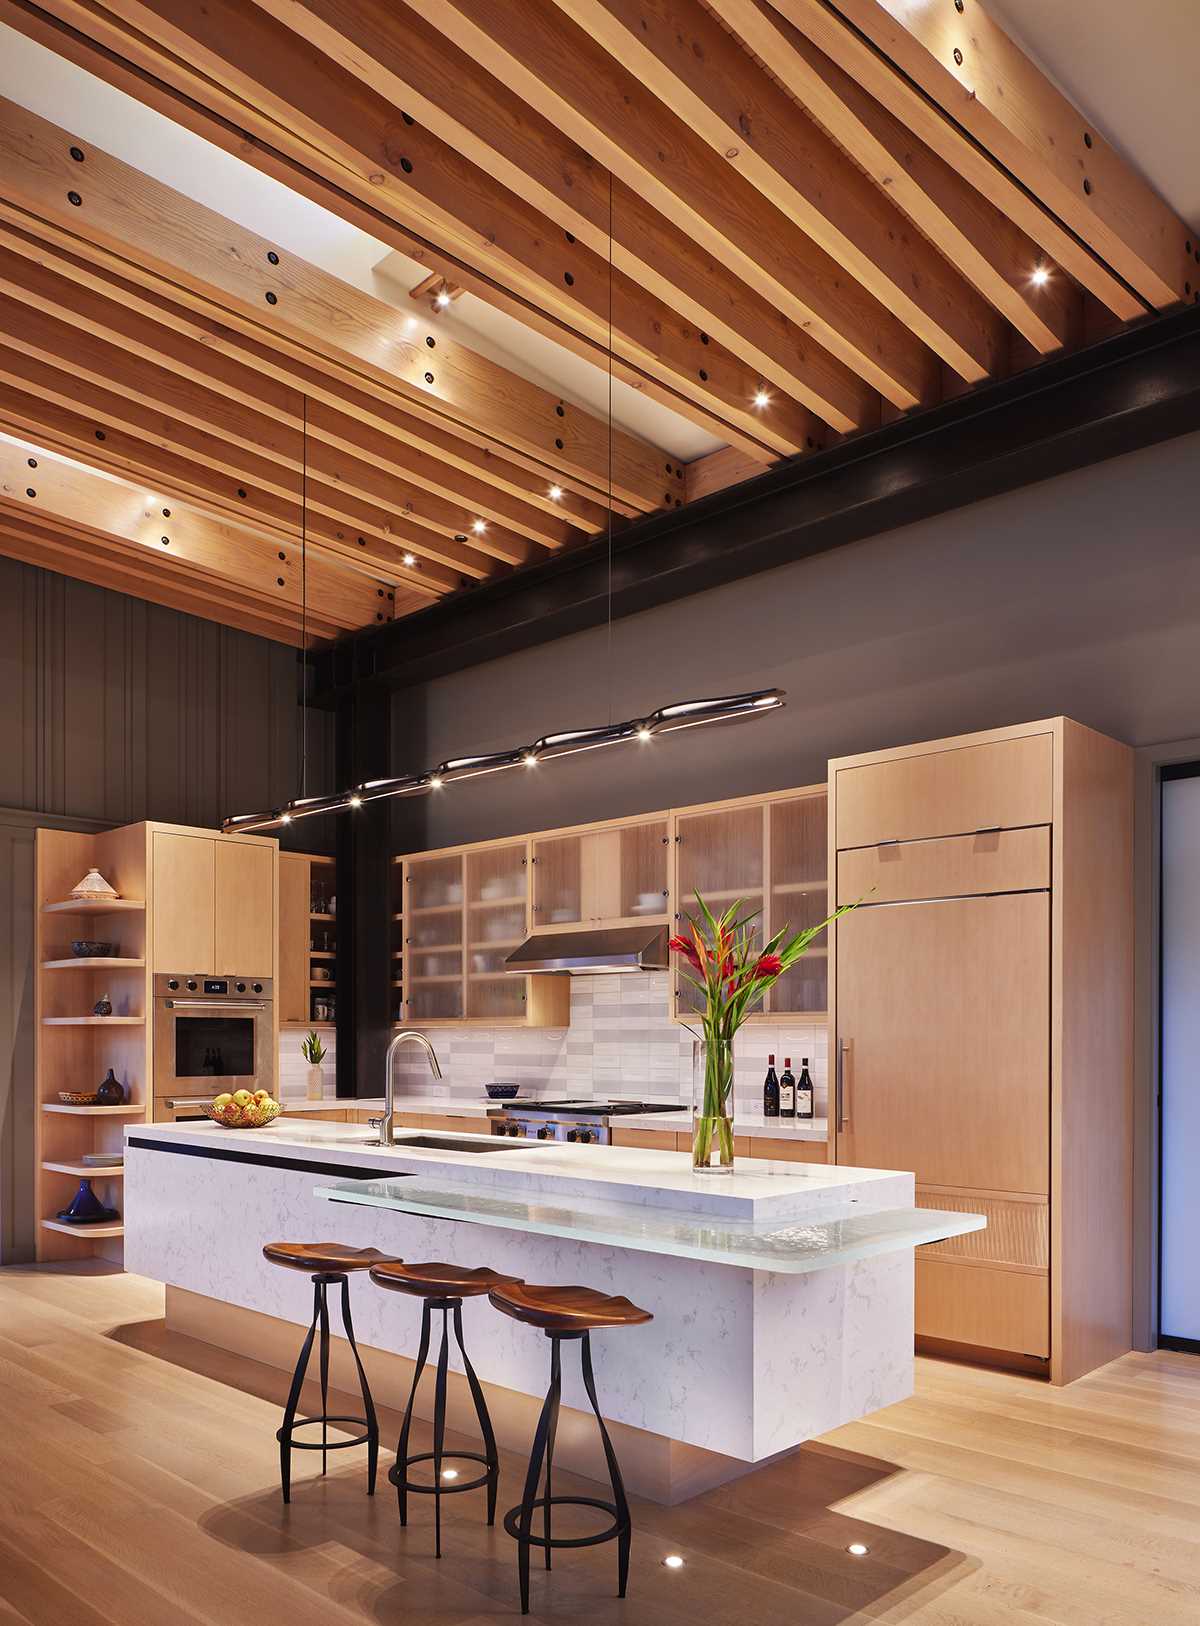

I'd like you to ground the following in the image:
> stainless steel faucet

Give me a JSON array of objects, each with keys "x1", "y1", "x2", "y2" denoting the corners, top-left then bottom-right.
[{"x1": 379, "y1": 1029, "x2": 442, "y2": 1146}]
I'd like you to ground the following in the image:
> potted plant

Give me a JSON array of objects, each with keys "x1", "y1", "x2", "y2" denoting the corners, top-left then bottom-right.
[
  {"x1": 301, "y1": 1030, "x2": 327, "y2": 1100},
  {"x1": 670, "y1": 893, "x2": 852, "y2": 1174}
]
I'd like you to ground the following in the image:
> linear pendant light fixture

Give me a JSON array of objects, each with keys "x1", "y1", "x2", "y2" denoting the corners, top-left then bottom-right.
[
  {"x1": 221, "y1": 185, "x2": 787, "y2": 837},
  {"x1": 221, "y1": 689, "x2": 786, "y2": 832}
]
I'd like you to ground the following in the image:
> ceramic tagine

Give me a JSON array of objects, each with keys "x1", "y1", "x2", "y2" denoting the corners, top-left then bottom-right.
[{"x1": 70, "y1": 869, "x2": 120, "y2": 901}]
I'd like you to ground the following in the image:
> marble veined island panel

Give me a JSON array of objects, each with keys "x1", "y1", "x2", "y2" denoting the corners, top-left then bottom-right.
[{"x1": 123, "y1": 1118, "x2": 982, "y2": 1497}]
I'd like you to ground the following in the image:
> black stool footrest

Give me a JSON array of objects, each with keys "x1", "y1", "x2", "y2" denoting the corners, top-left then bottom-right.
[
  {"x1": 504, "y1": 1496, "x2": 624, "y2": 1550},
  {"x1": 389, "y1": 1450, "x2": 492, "y2": 1495},
  {"x1": 277, "y1": 1415, "x2": 371, "y2": 1450}
]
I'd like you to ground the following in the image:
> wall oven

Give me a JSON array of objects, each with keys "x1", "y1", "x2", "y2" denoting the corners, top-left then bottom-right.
[{"x1": 153, "y1": 973, "x2": 274, "y2": 1121}]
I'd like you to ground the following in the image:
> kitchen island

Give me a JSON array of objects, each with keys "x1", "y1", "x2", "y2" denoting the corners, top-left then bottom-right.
[{"x1": 123, "y1": 1117, "x2": 982, "y2": 1502}]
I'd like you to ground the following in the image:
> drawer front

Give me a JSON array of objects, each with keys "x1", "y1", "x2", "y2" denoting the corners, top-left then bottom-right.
[
  {"x1": 835, "y1": 733, "x2": 1053, "y2": 849},
  {"x1": 748, "y1": 1136, "x2": 829, "y2": 1164},
  {"x1": 838, "y1": 826, "x2": 1050, "y2": 905},
  {"x1": 916, "y1": 1190, "x2": 1048, "y2": 1270},
  {"x1": 612, "y1": 1128, "x2": 679, "y2": 1150},
  {"x1": 916, "y1": 1255, "x2": 1050, "y2": 1357},
  {"x1": 420, "y1": 1113, "x2": 484, "y2": 1134}
]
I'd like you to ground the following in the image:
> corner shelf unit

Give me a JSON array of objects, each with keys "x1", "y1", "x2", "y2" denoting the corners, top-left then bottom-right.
[{"x1": 35, "y1": 825, "x2": 150, "y2": 1263}]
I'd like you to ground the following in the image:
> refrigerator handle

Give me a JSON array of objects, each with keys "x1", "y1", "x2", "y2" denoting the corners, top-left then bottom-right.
[{"x1": 836, "y1": 1038, "x2": 851, "y2": 1130}]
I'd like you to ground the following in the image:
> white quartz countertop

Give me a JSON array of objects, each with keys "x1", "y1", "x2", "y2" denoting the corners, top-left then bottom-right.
[
  {"x1": 126, "y1": 1117, "x2": 894, "y2": 1224},
  {"x1": 277, "y1": 1095, "x2": 828, "y2": 1141}
]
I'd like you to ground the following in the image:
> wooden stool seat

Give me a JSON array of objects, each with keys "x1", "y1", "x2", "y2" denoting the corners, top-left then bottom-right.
[
  {"x1": 370, "y1": 1261, "x2": 522, "y2": 1299},
  {"x1": 263, "y1": 1242, "x2": 397, "y2": 1274},
  {"x1": 488, "y1": 1282, "x2": 652, "y2": 1334}
]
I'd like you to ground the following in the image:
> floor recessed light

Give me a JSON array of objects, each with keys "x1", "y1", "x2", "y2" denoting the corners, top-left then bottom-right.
[
  {"x1": 662, "y1": 1554, "x2": 685, "y2": 1569},
  {"x1": 846, "y1": 1541, "x2": 870, "y2": 1557}
]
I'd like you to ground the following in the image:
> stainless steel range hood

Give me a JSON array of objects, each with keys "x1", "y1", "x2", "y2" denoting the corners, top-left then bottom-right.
[{"x1": 504, "y1": 925, "x2": 669, "y2": 975}]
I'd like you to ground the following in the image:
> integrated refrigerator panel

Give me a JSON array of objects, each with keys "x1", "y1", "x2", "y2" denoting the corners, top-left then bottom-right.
[{"x1": 1161, "y1": 766, "x2": 1200, "y2": 1344}]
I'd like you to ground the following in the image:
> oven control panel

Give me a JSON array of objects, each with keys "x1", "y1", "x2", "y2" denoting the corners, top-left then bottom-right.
[
  {"x1": 489, "y1": 1115, "x2": 608, "y2": 1145},
  {"x1": 154, "y1": 974, "x2": 273, "y2": 999}
]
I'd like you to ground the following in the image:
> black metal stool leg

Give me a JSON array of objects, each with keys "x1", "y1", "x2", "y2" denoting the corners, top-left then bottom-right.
[
  {"x1": 340, "y1": 1275, "x2": 379, "y2": 1495},
  {"x1": 317, "y1": 1279, "x2": 331, "y2": 1477},
  {"x1": 515, "y1": 1337, "x2": 561, "y2": 1616},
  {"x1": 581, "y1": 1331, "x2": 632, "y2": 1599},
  {"x1": 452, "y1": 1303, "x2": 499, "y2": 1526},
  {"x1": 278, "y1": 1275, "x2": 322, "y2": 1505},
  {"x1": 392, "y1": 1299, "x2": 432, "y2": 1527},
  {"x1": 431, "y1": 1304, "x2": 451, "y2": 1559}
]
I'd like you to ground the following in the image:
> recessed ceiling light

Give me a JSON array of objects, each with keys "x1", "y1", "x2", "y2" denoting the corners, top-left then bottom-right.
[
  {"x1": 662, "y1": 1554, "x2": 685, "y2": 1569},
  {"x1": 435, "y1": 290, "x2": 451, "y2": 307},
  {"x1": 549, "y1": 484, "x2": 563, "y2": 500},
  {"x1": 402, "y1": 552, "x2": 416, "y2": 566},
  {"x1": 846, "y1": 1542, "x2": 870, "y2": 1557},
  {"x1": 472, "y1": 518, "x2": 487, "y2": 533},
  {"x1": 753, "y1": 389, "x2": 770, "y2": 409},
  {"x1": 1030, "y1": 265, "x2": 1050, "y2": 286}
]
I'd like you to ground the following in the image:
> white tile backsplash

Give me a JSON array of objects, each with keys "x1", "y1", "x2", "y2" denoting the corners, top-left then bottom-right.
[{"x1": 380, "y1": 972, "x2": 827, "y2": 1113}]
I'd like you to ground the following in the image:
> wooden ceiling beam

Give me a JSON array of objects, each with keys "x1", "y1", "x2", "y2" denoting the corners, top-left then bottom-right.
[
  {"x1": 0, "y1": 373, "x2": 470, "y2": 595},
  {"x1": 550, "y1": 0, "x2": 1002, "y2": 380},
  {"x1": 0, "y1": 229, "x2": 540, "y2": 572},
  {"x1": 422, "y1": 0, "x2": 938, "y2": 410},
  {"x1": 825, "y1": 0, "x2": 1192, "y2": 313},
  {"x1": 4, "y1": 3, "x2": 791, "y2": 466},
  {"x1": 0, "y1": 437, "x2": 391, "y2": 631},
  {"x1": 257, "y1": 0, "x2": 865, "y2": 437},
  {"x1": 0, "y1": 512, "x2": 347, "y2": 644},
  {"x1": 708, "y1": 0, "x2": 1080, "y2": 355},
  {"x1": 0, "y1": 96, "x2": 657, "y2": 517}
]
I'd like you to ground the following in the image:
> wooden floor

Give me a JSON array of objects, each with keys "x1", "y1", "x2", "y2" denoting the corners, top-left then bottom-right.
[{"x1": 1, "y1": 1265, "x2": 1198, "y2": 1626}]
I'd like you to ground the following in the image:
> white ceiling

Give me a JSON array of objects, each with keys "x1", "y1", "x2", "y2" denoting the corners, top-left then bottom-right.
[{"x1": 986, "y1": 0, "x2": 1200, "y2": 229}]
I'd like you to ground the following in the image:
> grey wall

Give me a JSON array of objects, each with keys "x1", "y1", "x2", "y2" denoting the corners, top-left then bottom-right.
[
  {"x1": 0, "y1": 556, "x2": 330, "y2": 1261},
  {"x1": 391, "y1": 428, "x2": 1200, "y2": 851}
]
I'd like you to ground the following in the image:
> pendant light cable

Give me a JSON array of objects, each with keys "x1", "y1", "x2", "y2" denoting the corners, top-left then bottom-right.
[
  {"x1": 300, "y1": 393, "x2": 309, "y2": 802},
  {"x1": 606, "y1": 166, "x2": 614, "y2": 724}
]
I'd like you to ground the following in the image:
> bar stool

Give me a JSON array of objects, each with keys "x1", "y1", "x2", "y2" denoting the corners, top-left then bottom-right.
[
  {"x1": 262, "y1": 1242, "x2": 395, "y2": 1503},
  {"x1": 488, "y1": 1282, "x2": 653, "y2": 1616},
  {"x1": 370, "y1": 1261, "x2": 523, "y2": 1557}
]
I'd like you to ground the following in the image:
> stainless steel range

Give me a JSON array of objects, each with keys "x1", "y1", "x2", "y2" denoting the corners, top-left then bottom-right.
[{"x1": 488, "y1": 1099, "x2": 681, "y2": 1144}]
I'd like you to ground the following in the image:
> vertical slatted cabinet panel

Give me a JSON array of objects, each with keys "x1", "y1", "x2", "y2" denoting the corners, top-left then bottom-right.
[{"x1": 35, "y1": 822, "x2": 149, "y2": 1262}]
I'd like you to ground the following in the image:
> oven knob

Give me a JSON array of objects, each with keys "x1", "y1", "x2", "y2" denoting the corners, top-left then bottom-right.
[
  {"x1": 186, "y1": 979, "x2": 197, "y2": 990},
  {"x1": 578, "y1": 1130, "x2": 593, "y2": 1144},
  {"x1": 167, "y1": 978, "x2": 179, "y2": 990},
  {"x1": 566, "y1": 1129, "x2": 578, "y2": 1142},
  {"x1": 508, "y1": 1123, "x2": 522, "y2": 1137},
  {"x1": 236, "y1": 982, "x2": 246, "y2": 992},
  {"x1": 537, "y1": 1127, "x2": 551, "y2": 1140},
  {"x1": 252, "y1": 983, "x2": 263, "y2": 993}
]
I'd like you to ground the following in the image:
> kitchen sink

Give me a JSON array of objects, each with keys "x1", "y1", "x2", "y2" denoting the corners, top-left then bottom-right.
[{"x1": 359, "y1": 1133, "x2": 554, "y2": 1154}]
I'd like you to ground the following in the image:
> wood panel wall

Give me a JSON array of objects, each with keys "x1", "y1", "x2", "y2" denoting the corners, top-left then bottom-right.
[{"x1": 0, "y1": 554, "x2": 333, "y2": 1262}]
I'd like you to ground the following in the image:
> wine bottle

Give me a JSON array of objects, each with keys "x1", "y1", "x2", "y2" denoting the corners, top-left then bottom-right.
[
  {"x1": 796, "y1": 1057, "x2": 814, "y2": 1120},
  {"x1": 763, "y1": 1055, "x2": 780, "y2": 1118},
  {"x1": 779, "y1": 1058, "x2": 796, "y2": 1118}
]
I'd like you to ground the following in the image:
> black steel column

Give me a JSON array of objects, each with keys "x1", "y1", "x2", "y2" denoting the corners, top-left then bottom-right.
[{"x1": 334, "y1": 680, "x2": 391, "y2": 1098}]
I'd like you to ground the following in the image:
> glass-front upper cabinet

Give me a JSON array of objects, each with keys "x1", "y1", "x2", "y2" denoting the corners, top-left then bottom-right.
[
  {"x1": 673, "y1": 802, "x2": 765, "y2": 1016},
  {"x1": 465, "y1": 842, "x2": 529, "y2": 1021},
  {"x1": 403, "y1": 853, "x2": 465, "y2": 1022},
  {"x1": 766, "y1": 790, "x2": 828, "y2": 1016},
  {"x1": 531, "y1": 816, "x2": 669, "y2": 930}
]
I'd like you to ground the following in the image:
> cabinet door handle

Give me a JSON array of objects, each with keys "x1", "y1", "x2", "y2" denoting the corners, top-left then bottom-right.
[{"x1": 836, "y1": 1038, "x2": 852, "y2": 1130}]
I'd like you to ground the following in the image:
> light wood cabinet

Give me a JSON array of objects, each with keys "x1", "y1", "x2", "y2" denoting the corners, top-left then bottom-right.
[
  {"x1": 828, "y1": 719, "x2": 1132, "y2": 1384},
  {"x1": 748, "y1": 1136, "x2": 828, "y2": 1165},
  {"x1": 278, "y1": 855, "x2": 310, "y2": 1026},
  {"x1": 531, "y1": 815, "x2": 669, "y2": 930},
  {"x1": 151, "y1": 832, "x2": 215, "y2": 971},
  {"x1": 214, "y1": 840, "x2": 274, "y2": 976}
]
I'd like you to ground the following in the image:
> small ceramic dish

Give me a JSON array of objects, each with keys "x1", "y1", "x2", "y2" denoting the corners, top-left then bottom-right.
[{"x1": 484, "y1": 1082, "x2": 520, "y2": 1099}]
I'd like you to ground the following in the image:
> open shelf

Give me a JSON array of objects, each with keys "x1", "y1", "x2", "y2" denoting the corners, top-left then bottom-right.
[
  {"x1": 309, "y1": 979, "x2": 336, "y2": 989},
  {"x1": 41, "y1": 1219, "x2": 124, "y2": 1238},
  {"x1": 41, "y1": 957, "x2": 146, "y2": 970},
  {"x1": 42, "y1": 1102, "x2": 146, "y2": 1116},
  {"x1": 42, "y1": 1016, "x2": 144, "y2": 1026},
  {"x1": 42, "y1": 898, "x2": 145, "y2": 915},
  {"x1": 309, "y1": 950, "x2": 335, "y2": 960},
  {"x1": 42, "y1": 1161, "x2": 125, "y2": 1178},
  {"x1": 310, "y1": 911, "x2": 336, "y2": 921}
]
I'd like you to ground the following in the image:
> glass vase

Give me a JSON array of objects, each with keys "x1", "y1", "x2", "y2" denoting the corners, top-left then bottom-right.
[{"x1": 692, "y1": 1036, "x2": 735, "y2": 1174}]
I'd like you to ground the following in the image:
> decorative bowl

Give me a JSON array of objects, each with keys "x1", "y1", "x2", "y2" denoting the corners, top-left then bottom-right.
[
  {"x1": 484, "y1": 1082, "x2": 520, "y2": 1100},
  {"x1": 59, "y1": 1090, "x2": 102, "y2": 1106},
  {"x1": 71, "y1": 940, "x2": 115, "y2": 957},
  {"x1": 204, "y1": 1097, "x2": 282, "y2": 1129}
]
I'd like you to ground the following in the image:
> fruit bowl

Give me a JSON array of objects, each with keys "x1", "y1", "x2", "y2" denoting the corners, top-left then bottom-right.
[{"x1": 205, "y1": 1096, "x2": 282, "y2": 1129}]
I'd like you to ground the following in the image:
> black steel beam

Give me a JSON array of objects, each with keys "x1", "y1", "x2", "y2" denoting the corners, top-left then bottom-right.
[{"x1": 313, "y1": 303, "x2": 1200, "y2": 704}]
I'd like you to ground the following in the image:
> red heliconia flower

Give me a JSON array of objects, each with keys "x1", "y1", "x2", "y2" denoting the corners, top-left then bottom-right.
[
  {"x1": 752, "y1": 953, "x2": 783, "y2": 980},
  {"x1": 669, "y1": 934, "x2": 703, "y2": 973}
]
